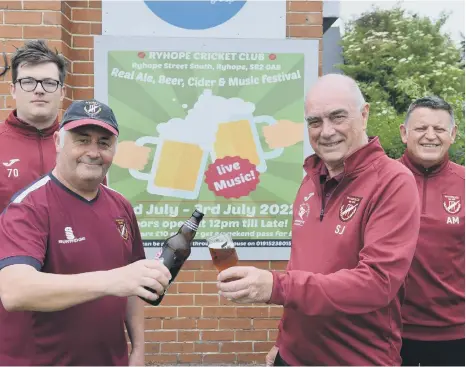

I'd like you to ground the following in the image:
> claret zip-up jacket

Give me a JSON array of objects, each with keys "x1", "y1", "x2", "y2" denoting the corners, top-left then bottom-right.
[
  {"x1": 0, "y1": 110, "x2": 58, "y2": 212},
  {"x1": 400, "y1": 152, "x2": 465, "y2": 341},
  {"x1": 0, "y1": 110, "x2": 58, "y2": 365},
  {"x1": 269, "y1": 137, "x2": 421, "y2": 366}
]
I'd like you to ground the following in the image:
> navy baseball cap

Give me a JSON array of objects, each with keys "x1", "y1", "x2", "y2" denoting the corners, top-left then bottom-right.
[{"x1": 60, "y1": 99, "x2": 119, "y2": 136}]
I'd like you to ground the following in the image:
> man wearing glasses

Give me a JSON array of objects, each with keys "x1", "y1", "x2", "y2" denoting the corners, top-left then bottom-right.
[{"x1": 0, "y1": 39, "x2": 66, "y2": 366}]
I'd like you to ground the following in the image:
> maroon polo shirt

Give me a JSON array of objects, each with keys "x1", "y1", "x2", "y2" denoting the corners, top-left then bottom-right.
[
  {"x1": 320, "y1": 164, "x2": 344, "y2": 207},
  {"x1": 0, "y1": 173, "x2": 145, "y2": 366}
]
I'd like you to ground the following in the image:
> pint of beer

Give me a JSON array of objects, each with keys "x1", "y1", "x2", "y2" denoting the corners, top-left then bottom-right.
[{"x1": 207, "y1": 233, "x2": 238, "y2": 272}]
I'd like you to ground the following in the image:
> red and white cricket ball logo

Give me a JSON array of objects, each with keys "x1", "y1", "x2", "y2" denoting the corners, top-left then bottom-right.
[
  {"x1": 339, "y1": 196, "x2": 362, "y2": 222},
  {"x1": 443, "y1": 194, "x2": 461, "y2": 214}
]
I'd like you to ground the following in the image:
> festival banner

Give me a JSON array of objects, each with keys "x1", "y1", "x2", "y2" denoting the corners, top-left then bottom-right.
[{"x1": 94, "y1": 36, "x2": 318, "y2": 259}]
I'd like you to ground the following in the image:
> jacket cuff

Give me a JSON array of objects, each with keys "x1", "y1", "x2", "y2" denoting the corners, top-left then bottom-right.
[{"x1": 268, "y1": 270, "x2": 287, "y2": 306}]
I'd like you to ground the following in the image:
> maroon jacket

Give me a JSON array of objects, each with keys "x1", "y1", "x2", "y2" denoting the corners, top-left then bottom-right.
[
  {"x1": 0, "y1": 110, "x2": 58, "y2": 212},
  {"x1": 0, "y1": 110, "x2": 58, "y2": 366},
  {"x1": 400, "y1": 152, "x2": 465, "y2": 341},
  {"x1": 270, "y1": 137, "x2": 421, "y2": 366}
]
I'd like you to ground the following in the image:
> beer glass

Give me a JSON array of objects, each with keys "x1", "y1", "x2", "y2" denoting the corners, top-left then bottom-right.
[
  {"x1": 211, "y1": 115, "x2": 284, "y2": 173},
  {"x1": 207, "y1": 233, "x2": 238, "y2": 272},
  {"x1": 128, "y1": 135, "x2": 209, "y2": 200}
]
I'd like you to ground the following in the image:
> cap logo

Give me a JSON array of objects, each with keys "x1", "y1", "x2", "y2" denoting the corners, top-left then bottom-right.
[{"x1": 84, "y1": 101, "x2": 102, "y2": 117}]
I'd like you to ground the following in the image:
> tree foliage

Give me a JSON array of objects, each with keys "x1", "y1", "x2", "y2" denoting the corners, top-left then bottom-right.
[{"x1": 338, "y1": 6, "x2": 465, "y2": 164}]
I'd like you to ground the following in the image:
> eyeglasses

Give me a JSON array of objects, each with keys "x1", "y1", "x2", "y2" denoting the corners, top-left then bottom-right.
[{"x1": 14, "y1": 77, "x2": 62, "y2": 93}]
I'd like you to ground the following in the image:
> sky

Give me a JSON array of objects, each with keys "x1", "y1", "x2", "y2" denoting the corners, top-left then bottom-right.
[{"x1": 333, "y1": 0, "x2": 465, "y2": 44}]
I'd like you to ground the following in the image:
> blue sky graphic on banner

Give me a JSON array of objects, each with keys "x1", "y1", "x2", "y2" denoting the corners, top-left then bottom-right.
[{"x1": 143, "y1": 0, "x2": 247, "y2": 30}]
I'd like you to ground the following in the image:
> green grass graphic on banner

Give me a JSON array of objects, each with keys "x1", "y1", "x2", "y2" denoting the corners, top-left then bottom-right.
[{"x1": 107, "y1": 51, "x2": 304, "y2": 247}]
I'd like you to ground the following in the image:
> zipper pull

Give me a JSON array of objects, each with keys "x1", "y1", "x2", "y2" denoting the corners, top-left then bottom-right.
[{"x1": 320, "y1": 209, "x2": 324, "y2": 221}]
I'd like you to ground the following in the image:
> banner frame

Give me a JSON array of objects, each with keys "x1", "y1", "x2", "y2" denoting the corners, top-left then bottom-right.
[{"x1": 94, "y1": 35, "x2": 319, "y2": 260}]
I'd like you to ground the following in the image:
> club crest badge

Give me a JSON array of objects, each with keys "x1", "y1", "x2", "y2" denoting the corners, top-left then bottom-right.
[
  {"x1": 443, "y1": 194, "x2": 461, "y2": 215},
  {"x1": 293, "y1": 203, "x2": 310, "y2": 227},
  {"x1": 293, "y1": 192, "x2": 314, "y2": 227},
  {"x1": 84, "y1": 101, "x2": 101, "y2": 117},
  {"x1": 339, "y1": 196, "x2": 362, "y2": 222},
  {"x1": 115, "y1": 218, "x2": 129, "y2": 240}
]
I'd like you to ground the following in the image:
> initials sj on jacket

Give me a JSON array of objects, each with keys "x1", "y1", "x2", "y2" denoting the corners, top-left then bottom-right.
[{"x1": 293, "y1": 191, "x2": 364, "y2": 235}]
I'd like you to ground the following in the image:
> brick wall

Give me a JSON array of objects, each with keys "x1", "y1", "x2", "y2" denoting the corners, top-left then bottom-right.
[
  {"x1": 0, "y1": 1, "x2": 323, "y2": 364},
  {"x1": 146, "y1": 260, "x2": 288, "y2": 365},
  {"x1": 0, "y1": 0, "x2": 101, "y2": 120}
]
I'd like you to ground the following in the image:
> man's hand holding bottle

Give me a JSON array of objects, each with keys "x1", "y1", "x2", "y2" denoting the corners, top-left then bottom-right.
[{"x1": 105, "y1": 259, "x2": 172, "y2": 302}]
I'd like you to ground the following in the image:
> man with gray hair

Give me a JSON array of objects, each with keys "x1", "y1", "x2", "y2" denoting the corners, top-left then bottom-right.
[
  {"x1": 399, "y1": 96, "x2": 465, "y2": 366},
  {"x1": 216, "y1": 74, "x2": 421, "y2": 366},
  {"x1": 0, "y1": 99, "x2": 171, "y2": 365}
]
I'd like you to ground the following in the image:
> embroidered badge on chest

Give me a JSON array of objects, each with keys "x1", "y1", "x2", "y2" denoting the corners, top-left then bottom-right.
[
  {"x1": 339, "y1": 196, "x2": 362, "y2": 222},
  {"x1": 293, "y1": 192, "x2": 313, "y2": 227},
  {"x1": 115, "y1": 218, "x2": 129, "y2": 240},
  {"x1": 443, "y1": 194, "x2": 461, "y2": 215}
]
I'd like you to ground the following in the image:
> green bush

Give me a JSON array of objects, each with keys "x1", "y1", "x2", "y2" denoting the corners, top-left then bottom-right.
[{"x1": 337, "y1": 6, "x2": 465, "y2": 164}]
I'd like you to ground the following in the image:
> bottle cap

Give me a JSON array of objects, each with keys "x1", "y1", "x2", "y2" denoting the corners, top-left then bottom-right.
[{"x1": 192, "y1": 209, "x2": 204, "y2": 220}]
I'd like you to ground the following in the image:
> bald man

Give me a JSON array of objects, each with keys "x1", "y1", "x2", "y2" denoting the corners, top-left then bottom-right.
[{"x1": 216, "y1": 74, "x2": 421, "y2": 366}]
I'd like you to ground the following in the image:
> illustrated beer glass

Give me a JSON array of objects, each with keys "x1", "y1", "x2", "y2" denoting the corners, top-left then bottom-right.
[
  {"x1": 128, "y1": 89, "x2": 285, "y2": 199},
  {"x1": 128, "y1": 126, "x2": 210, "y2": 200},
  {"x1": 207, "y1": 233, "x2": 238, "y2": 272},
  {"x1": 212, "y1": 115, "x2": 283, "y2": 173}
]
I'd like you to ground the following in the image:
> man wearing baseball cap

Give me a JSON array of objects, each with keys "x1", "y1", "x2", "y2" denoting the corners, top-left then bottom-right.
[
  {"x1": 0, "y1": 99, "x2": 171, "y2": 366},
  {"x1": 60, "y1": 98, "x2": 119, "y2": 136}
]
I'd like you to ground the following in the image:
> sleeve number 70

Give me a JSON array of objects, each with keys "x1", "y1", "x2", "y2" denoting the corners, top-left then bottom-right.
[{"x1": 7, "y1": 168, "x2": 19, "y2": 177}]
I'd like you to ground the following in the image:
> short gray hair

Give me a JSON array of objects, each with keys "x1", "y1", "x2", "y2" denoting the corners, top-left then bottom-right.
[
  {"x1": 309, "y1": 73, "x2": 367, "y2": 111},
  {"x1": 58, "y1": 127, "x2": 66, "y2": 149},
  {"x1": 58, "y1": 126, "x2": 119, "y2": 150},
  {"x1": 354, "y1": 85, "x2": 366, "y2": 111},
  {"x1": 404, "y1": 96, "x2": 455, "y2": 127}
]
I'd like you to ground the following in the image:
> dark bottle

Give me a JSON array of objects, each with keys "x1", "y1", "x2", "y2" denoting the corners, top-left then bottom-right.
[{"x1": 142, "y1": 209, "x2": 204, "y2": 306}]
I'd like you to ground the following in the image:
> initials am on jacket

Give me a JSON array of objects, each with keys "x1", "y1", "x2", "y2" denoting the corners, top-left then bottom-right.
[{"x1": 443, "y1": 194, "x2": 462, "y2": 224}]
